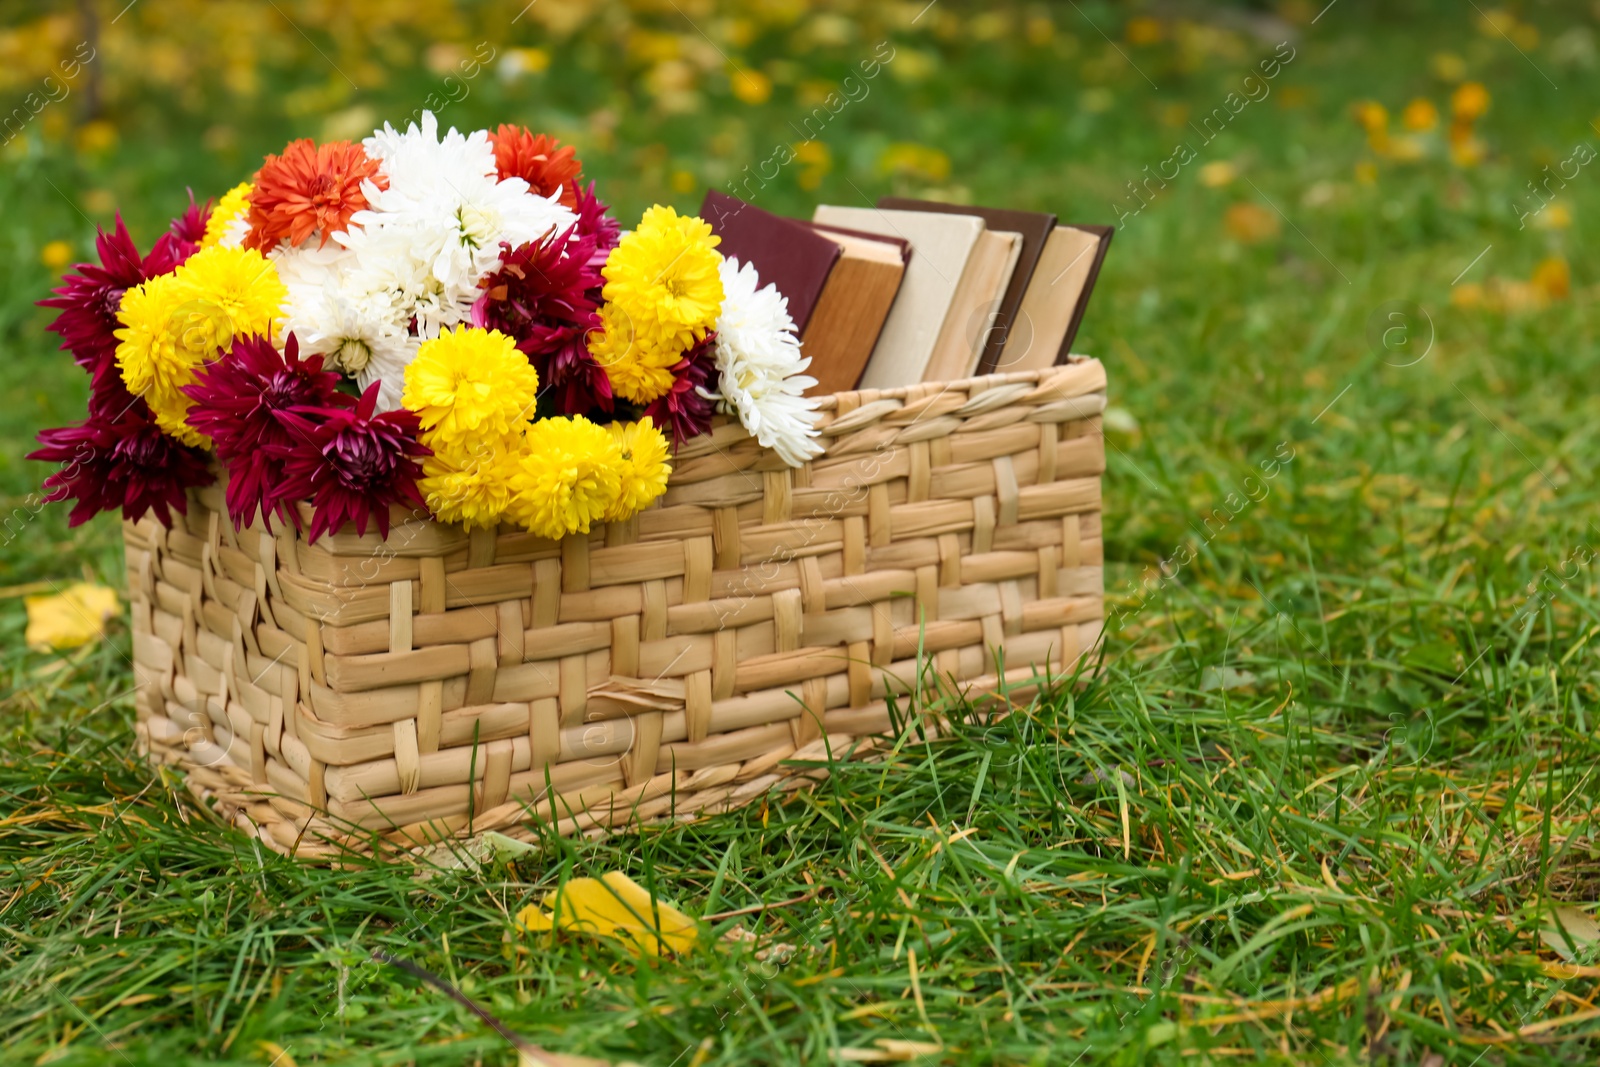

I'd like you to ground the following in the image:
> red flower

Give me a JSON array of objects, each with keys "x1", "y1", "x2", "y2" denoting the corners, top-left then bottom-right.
[
  {"x1": 245, "y1": 139, "x2": 385, "y2": 252},
  {"x1": 29, "y1": 400, "x2": 212, "y2": 528},
  {"x1": 273, "y1": 384, "x2": 428, "y2": 543},
  {"x1": 572, "y1": 180, "x2": 620, "y2": 264},
  {"x1": 643, "y1": 332, "x2": 718, "y2": 447},
  {"x1": 157, "y1": 189, "x2": 212, "y2": 263},
  {"x1": 489, "y1": 126, "x2": 581, "y2": 208},
  {"x1": 543, "y1": 332, "x2": 616, "y2": 417},
  {"x1": 183, "y1": 333, "x2": 352, "y2": 529},
  {"x1": 40, "y1": 216, "x2": 184, "y2": 384},
  {"x1": 473, "y1": 226, "x2": 611, "y2": 415}
]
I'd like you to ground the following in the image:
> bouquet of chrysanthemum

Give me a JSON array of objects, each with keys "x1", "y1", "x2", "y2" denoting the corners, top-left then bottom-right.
[{"x1": 32, "y1": 112, "x2": 822, "y2": 543}]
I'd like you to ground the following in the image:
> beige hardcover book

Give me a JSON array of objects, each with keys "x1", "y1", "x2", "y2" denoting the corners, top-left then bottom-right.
[
  {"x1": 920, "y1": 229, "x2": 1023, "y2": 383},
  {"x1": 996, "y1": 225, "x2": 1105, "y2": 373},
  {"x1": 811, "y1": 205, "x2": 987, "y2": 389}
]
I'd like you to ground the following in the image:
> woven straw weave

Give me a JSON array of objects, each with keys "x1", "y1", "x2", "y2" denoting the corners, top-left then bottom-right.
[{"x1": 125, "y1": 358, "x2": 1107, "y2": 859}]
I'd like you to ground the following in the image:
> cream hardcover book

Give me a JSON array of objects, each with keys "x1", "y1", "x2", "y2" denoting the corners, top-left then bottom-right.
[{"x1": 921, "y1": 229, "x2": 1023, "y2": 383}]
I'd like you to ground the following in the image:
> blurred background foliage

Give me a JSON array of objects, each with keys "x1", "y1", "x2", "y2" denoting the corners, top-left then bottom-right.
[{"x1": 4, "y1": 0, "x2": 1599, "y2": 602}]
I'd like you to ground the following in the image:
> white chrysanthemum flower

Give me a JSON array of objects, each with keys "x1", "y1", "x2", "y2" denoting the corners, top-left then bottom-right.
[
  {"x1": 272, "y1": 243, "x2": 418, "y2": 411},
  {"x1": 216, "y1": 215, "x2": 251, "y2": 250},
  {"x1": 707, "y1": 258, "x2": 823, "y2": 468},
  {"x1": 348, "y1": 112, "x2": 575, "y2": 332},
  {"x1": 262, "y1": 112, "x2": 581, "y2": 410}
]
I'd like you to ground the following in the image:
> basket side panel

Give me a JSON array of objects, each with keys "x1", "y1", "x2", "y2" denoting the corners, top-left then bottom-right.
[{"x1": 138, "y1": 362, "x2": 1107, "y2": 859}]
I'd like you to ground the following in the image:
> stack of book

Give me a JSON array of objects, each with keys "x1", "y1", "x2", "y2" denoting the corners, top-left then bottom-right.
[{"x1": 700, "y1": 190, "x2": 1113, "y2": 394}]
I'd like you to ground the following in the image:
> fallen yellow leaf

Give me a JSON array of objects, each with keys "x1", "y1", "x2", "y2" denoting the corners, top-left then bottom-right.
[
  {"x1": 516, "y1": 872, "x2": 697, "y2": 957},
  {"x1": 1540, "y1": 904, "x2": 1600, "y2": 962},
  {"x1": 25, "y1": 582, "x2": 120, "y2": 651},
  {"x1": 257, "y1": 1041, "x2": 298, "y2": 1067}
]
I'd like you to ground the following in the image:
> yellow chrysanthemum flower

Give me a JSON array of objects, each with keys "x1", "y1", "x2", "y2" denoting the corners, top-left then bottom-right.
[
  {"x1": 508, "y1": 416, "x2": 623, "y2": 541},
  {"x1": 600, "y1": 204, "x2": 724, "y2": 351},
  {"x1": 418, "y1": 431, "x2": 524, "y2": 530},
  {"x1": 589, "y1": 303, "x2": 683, "y2": 405},
  {"x1": 607, "y1": 417, "x2": 671, "y2": 521},
  {"x1": 201, "y1": 182, "x2": 253, "y2": 249},
  {"x1": 404, "y1": 326, "x2": 540, "y2": 449},
  {"x1": 115, "y1": 246, "x2": 285, "y2": 446},
  {"x1": 115, "y1": 272, "x2": 211, "y2": 446},
  {"x1": 173, "y1": 245, "x2": 286, "y2": 339}
]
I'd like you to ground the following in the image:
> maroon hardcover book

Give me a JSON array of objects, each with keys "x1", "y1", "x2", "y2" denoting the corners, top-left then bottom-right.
[{"x1": 699, "y1": 191, "x2": 841, "y2": 332}]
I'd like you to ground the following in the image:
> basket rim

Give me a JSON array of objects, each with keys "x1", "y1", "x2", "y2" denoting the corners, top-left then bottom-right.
[{"x1": 810, "y1": 354, "x2": 1100, "y2": 413}]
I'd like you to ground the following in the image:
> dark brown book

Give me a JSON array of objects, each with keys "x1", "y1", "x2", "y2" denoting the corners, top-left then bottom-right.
[
  {"x1": 797, "y1": 226, "x2": 908, "y2": 394},
  {"x1": 876, "y1": 197, "x2": 1057, "y2": 373},
  {"x1": 699, "y1": 191, "x2": 840, "y2": 333}
]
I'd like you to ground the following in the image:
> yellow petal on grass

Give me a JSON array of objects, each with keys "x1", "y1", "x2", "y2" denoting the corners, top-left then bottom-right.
[
  {"x1": 730, "y1": 68, "x2": 772, "y2": 105},
  {"x1": 1198, "y1": 160, "x2": 1237, "y2": 188},
  {"x1": 1451, "y1": 81, "x2": 1490, "y2": 123},
  {"x1": 1401, "y1": 97, "x2": 1440, "y2": 131},
  {"x1": 25, "y1": 582, "x2": 120, "y2": 651},
  {"x1": 877, "y1": 142, "x2": 951, "y2": 183},
  {"x1": 1223, "y1": 201, "x2": 1280, "y2": 244},
  {"x1": 1533, "y1": 203, "x2": 1573, "y2": 230},
  {"x1": 1531, "y1": 257, "x2": 1571, "y2": 301},
  {"x1": 1430, "y1": 52, "x2": 1467, "y2": 83},
  {"x1": 1124, "y1": 16, "x2": 1163, "y2": 46},
  {"x1": 40, "y1": 240, "x2": 73, "y2": 269},
  {"x1": 516, "y1": 872, "x2": 697, "y2": 957},
  {"x1": 1450, "y1": 282, "x2": 1486, "y2": 310}
]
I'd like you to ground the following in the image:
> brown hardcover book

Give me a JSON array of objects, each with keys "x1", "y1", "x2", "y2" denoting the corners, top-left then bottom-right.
[
  {"x1": 798, "y1": 227, "x2": 908, "y2": 395},
  {"x1": 808, "y1": 221, "x2": 913, "y2": 261},
  {"x1": 699, "y1": 190, "x2": 840, "y2": 332},
  {"x1": 877, "y1": 197, "x2": 1057, "y2": 373},
  {"x1": 996, "y1": 225, "x2": 1114, "y2": 372}
]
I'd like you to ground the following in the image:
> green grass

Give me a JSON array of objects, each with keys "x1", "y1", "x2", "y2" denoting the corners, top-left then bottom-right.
[{"x1": 4, "y1": 1, "x2": 1600, "y2": 1063}]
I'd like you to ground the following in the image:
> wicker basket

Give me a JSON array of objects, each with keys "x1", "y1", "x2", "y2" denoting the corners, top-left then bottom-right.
[{"x1": 125, "y1": 358, "x2": 1107, "y2": 859}]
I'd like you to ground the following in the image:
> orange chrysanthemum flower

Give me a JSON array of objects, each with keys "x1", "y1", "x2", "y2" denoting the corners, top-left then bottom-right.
[
  {"x1": 244, "y1": 139, "x2": 386, "y2": 252},
  {"x1": 489, "y1": 125, "x2": 582, "y2": 208}
]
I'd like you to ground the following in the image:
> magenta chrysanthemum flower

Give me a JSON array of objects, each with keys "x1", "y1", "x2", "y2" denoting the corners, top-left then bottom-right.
[
  {"x1": 473, "y1": 228, "x2": 600, "y2": 355},
  {"x1": 154, "y1": 190, "x2": 212, "y2": 264},
  {"x1": 644, "y1": 332, "x2": 718, "y2": 446},
  {"x1": 40, "y1": 216, "x2": 183, "y2": 382},
  {"x1": 183, "y1": 333, "x2": 351, "y2": 529},
  {"x1": 273, "y1": 383, "x2": 428, "y2": 543},
  {"x1": 543, "y1": 330, "x2": 616, "y2": 417},
  {"x1": 473, "y1": 225, "x2": 611, "y2": 416},
  {"x1": 572, "y1": 180, "x2": 621, "y2": 269},
  {"x1": 29, "y1": 400, "x2": 212, "y2": 527}
]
